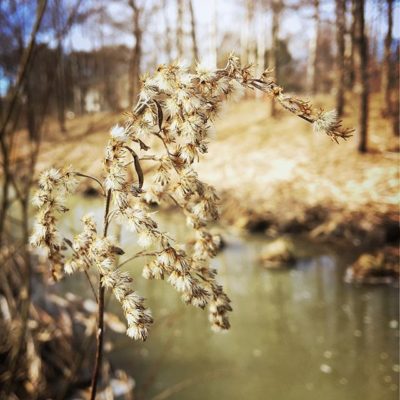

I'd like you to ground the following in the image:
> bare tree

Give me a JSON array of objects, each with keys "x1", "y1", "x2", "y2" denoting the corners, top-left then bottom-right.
[
  {"x1": 241, "y1": 0, "x2": 255, "y2": 66},
  {"x1": 256, "y1": 7, "x2": 266, "y2": 78},
  {"x1": 382, "y1": 0, "x2": 393, "y2": 117},
  {"x1": 0, "y1": 3, "x2": 49, "y2": 395},
  {"x1": 267, "y1": 0, "x2": 282, "y2": 117},
  {"x1": 128, "y1": 0, "x2": 142, "y2": 104},
  {"x1": 188, "y1": 0, "x2": 199, "y2": 62},
  {"x1": 335, "y1": 0, "x2": 346, "y2": 116},
  {"x1": 0, "y1": 0, "x2": 48, "y2": 244},
  {"x1": 354, "y1": 0, "x2": 368, "y2": 153},
  {"x1": 176, "y1": 0, "x2": 184, "y2": 59},
  {"x1": 347, "y1": 0, "x2": 357, "y2": 89},
  {"x1": 53, "y1": 0, "x2": 67, "y2": 132},
  {"x1": 307, "y1": 0, "x2": 320, "y2": 94},
  {"x1": 209, "y1": 0, "x2": 218, "y2": 68},
  {"x1": 162, "y1": 0, "x2": 172, "y2": 62},
  {"x1": 392, "y1": 43, "x2": 399, "y2": 136}
]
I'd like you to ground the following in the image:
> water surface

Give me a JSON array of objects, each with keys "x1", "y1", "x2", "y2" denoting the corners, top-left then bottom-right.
[{"x1": 61, "y1": 198, "x2": 399, "y2": 400}]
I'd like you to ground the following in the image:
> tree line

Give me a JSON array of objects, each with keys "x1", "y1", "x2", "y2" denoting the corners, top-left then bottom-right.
[{"x1": 0, "y1": 0, "x2": 398, "y2": 149}]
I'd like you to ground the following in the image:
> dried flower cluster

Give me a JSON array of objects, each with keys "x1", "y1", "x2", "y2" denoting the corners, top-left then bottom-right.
[
  {"x1": 30, "y1": 167, "x2": 78, "y2": 281},
  {"x1": 31, "y1": 55, "x2": 351, "y2": 341}
]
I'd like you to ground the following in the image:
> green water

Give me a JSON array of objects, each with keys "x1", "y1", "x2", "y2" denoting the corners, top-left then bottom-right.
[{"x1": 61, "y1": 198, "x2": 399, "y2": 400}]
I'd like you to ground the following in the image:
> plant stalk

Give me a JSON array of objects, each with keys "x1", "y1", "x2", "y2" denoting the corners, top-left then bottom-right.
[{"x1": 89, "y1": 189, "x2": 111, "y2": 400}]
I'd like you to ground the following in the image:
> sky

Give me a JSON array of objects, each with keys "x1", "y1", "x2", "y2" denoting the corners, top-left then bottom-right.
[{"x1": 66, "y1": 0, "x2": 400, "y2": 63}]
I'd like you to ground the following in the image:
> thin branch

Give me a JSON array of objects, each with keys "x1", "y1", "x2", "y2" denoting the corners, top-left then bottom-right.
[
  {"x1": 90, "y1": 189, "x2": 112, "y2": 400},
  {"x1": 0, "y1": 0, "x2": 48, "y2": 139},
  {"x1": 167, "y1": 194, "x2": 181, "y2": 208},
  {"x1": 63, "y1": 238, "x2": 98, "y2": 303},
  {"x1": 74, "y1": 172, "x2": 106, "y2": 196},
  {"x1": 139, "y1": 155, "x2": 160, "y2": 161},
  {"x1": 118, "y1": 250, "x2": 157, "y2": 269},
  {"x1": 153, "y1": 132, "x2": 173, "y2": 156},
  {"x1": 84, "y1": 270, "x2": 98, "y2": 303},
  {"x1": 152, "y1": 132, "x2": 180, "y2": 174}
]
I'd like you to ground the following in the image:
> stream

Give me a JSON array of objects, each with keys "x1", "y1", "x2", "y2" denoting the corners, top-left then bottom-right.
[{"x1": 59, "y1": 196, "x2": 399, "y2": 400}]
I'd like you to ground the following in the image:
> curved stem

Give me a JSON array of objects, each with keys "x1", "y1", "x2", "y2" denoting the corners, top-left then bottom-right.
[
  {"x1": 118, "y1": 250, "x2": 157, "y2": 269},
  {"x1": 84, "y1": 270, "x2": 98, "y2": 303},
  {"x1": 74, "y1": 172, "x2": 106, "y2": 196},
  {"x1": 139, "y1": 155, "x2": 159, "y2": 161},
  {"x1": 153, "y1": 132, "x2": 172, "y2": 156},
  {"x1": 90, "y1": 189, "x2": 111, "y2": 400},
  {"x1": 167, "y1": 193, "x2": 182, "y2": 208},
  {"x1": 153, "y1": 133, "x2": 180, "y2": 174}
]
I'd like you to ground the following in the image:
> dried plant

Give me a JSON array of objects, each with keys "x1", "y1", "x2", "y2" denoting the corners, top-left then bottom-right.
[{"x1": 30, "y1": 54, "x2": 352, "y2": 397}]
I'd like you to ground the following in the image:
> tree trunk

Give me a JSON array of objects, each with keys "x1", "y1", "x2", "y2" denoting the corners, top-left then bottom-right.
[
  {"x1": 128, "y1": 1, "x2": 142, "y2": 104},
  {"x1": 188, "y1": 0, "x2": 198, "y2": 62},
  {"x1": 392, "y1": 44, "x2": 399, "y2": 136},
  {"x1": 347, "y1": 0, "x2": 357, "y2": 89},
  {"x1": 52, "y1": 0, "x2": 68, "y2": 132},
  {"x1": 240, "y1": 6, "x2": 249, "y2": 65},
  {"x1": 25, "y1": 79, "x2": 38, "y2": 141},
  {"x1": 241, "y1": 0, "x2": 255, "y2": 67},
  {"x1": 307, "y1": 0, "x2": 320, "y2": 94},
  {"x1": 267, "y1": 0, "x2": 281, "y2": 117},
  {"x1": 382, "y1": 0, "x2": 393, "y2": 116},
  {"x1": 256, "y1": 13, "x2": 266, "y2": 77},
  {"x1": 162, "y1": 0, "x2": 172, "y2": 62},
  {"x1": 56, "y1": 42, "x2": 67, "y2": 132},
  {"x1": 208, "y1": 0, "x2": 218, "y2": 68},
  {"x1": 256, "y1": 13, "x2": 266, "y2": 99},
  {"x1": 335, "y1": 0, "x2": 346, "y2": 116},
  {"x1": 176, "y1": 0, "x2": 184, "y2": 59},
  {"x1": 354, "y1": 0, "x2": 368, "y2": 153}
]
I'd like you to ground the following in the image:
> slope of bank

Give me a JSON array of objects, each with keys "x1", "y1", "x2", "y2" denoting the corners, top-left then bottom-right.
[{"x1": 197, "y1": 95, "x2": 398, "y2": 248}]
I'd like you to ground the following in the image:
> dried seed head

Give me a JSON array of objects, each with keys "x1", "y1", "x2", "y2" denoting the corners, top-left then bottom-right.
[{"x1": 32, "y1": 54, "x2": 352, "y2": 339}]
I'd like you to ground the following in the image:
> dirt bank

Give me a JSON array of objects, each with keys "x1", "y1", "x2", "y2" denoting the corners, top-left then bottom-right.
[
  {"x1": 29, "y1": 94, "x2": 398, "y2": 250},
  {"x1": 196, "y1": 95, "x2": 398, "y2": 249}
]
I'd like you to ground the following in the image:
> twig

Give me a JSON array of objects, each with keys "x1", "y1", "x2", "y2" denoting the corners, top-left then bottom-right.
[
  {"x1": 75, "y1": 172, "x2": 106, "y2": 196},
  {"x1": 63, "y1": 238, "x2": 99, "y2": 303},
  {"x1": 167, "y1": 194, "x2": 181, "y2": 208},
  {"x1": 117, "y1": 250, "x2": 157, "y2": 269},
  {"x1": 84, "y1": 271, "x2": 98, "y2": 304},
  {"x1": 139, "y1": 155, "x2": 160, "y2": 161},
  {"x1": 152, "y1": 132, "x2": 180, "y2": 174}
]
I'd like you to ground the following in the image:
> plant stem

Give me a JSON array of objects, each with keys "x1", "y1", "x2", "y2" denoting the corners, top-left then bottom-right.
[
  {"x1": 90, "y1": 189, "x2": 111, "y2": 400},
  {"x1": 74, "y1": 172, "x2": 106, "y2": 196}
]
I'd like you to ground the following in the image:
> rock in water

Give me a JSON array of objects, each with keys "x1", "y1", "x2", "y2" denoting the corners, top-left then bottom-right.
[
  {"x1": 345, "y1": 246, "x2": 399, "y2": 285},
  {"x1": 259, "y1": 238, "x2": 296, "y2": 269}
]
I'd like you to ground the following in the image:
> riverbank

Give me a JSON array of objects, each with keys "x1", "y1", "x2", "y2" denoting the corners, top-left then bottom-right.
[
  {"x1": 30, "y1": 93, "x2": 399, "y2": 278},
  {"x1": 197, "y1": 95, "x2": 399, "y2": 281},
  {"x1": 196, "y1": 95, "x2": 398, "y2": 247}
]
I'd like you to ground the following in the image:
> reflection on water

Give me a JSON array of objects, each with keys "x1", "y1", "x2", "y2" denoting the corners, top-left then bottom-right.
[{"x1": 61, "y1": 198, "x2": 399, "y2": 400}]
